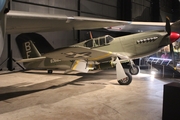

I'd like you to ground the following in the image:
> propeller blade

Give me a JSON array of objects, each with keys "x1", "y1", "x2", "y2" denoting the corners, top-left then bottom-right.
[{"x1": 166, "y1": 17, "x2": 171, "y2": 35}]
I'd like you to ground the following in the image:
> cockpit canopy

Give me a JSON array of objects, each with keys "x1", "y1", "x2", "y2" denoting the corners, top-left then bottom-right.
[{"x1": 84, "y1": 35, "x2": 114, "y2": 48}]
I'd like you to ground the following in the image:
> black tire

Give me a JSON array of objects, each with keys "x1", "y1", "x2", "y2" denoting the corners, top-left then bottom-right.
[
  {"x1": 48, "y1": 70, "x2": 53, "y2": 74},
  {"x1": 129, "y1": 65, "x2": 140, "y2": 75},
  {"x1": 118, "y1": 72, "x2": 132, "y2": 85}
]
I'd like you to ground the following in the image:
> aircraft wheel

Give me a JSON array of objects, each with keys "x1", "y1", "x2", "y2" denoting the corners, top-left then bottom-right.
[
  {"x1": 118, "y1": 72, "x2": 132, "y2": 85},
  {"x1": 48, "y1": 70, "x2": 53, "y2": 74},
  {"x1": 129, "y1": 65, "x2": 140, "y2": 75}
]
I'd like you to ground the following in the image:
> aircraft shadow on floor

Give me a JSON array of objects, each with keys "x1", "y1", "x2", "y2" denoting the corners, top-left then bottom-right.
[{"x1": 0, "y1": 69, "x2": 118, "y2": 101}]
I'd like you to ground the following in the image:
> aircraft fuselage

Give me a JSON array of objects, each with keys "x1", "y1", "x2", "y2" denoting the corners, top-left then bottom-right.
[{"x1": 93, "y1": 30, "x2": 169, "y2": 60}]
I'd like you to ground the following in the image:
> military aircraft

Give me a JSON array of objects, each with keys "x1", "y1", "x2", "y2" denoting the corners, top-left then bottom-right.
[
  {"x1": 1, "y1": 0, "x2": 180, "y2": 85},
  {"x1": 16, "y1": 33, "x2": 136, "y2": 76},
  {"x1": 15, "y1": 17, "x2": 180, "y2": 85}
]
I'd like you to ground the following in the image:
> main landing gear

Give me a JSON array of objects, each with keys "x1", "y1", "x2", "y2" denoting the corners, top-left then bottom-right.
[
  {"x1": 129, "y1": 60, "x2": 140, "y2": 75},
  {"x1": 117, "y1": 71, "x2": 132, "y2": 85},
  {"x1": 115, "y1": 58, "x2": 133, "y2": 85},
  {"x1": 129, "y1": 65, "x2": 140, "y2": 75}
]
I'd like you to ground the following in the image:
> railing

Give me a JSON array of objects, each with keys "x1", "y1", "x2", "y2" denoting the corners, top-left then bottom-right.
[
  {"x1": 147, "y1": 57, "x2": 172, "y2": 66},
  {"x1": 146, "y1": 57, "x2": 172, "y2": 78}
]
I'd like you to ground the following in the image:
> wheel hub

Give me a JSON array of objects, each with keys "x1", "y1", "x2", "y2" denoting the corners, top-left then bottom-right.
[{"x1": 119, "y1": 77, "x2": 129, "y2": 83}]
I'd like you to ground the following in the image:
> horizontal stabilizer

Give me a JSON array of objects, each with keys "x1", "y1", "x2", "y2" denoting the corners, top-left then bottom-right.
[{"x1": 17, "y1": 57, "x2": 46, "y2": 63}]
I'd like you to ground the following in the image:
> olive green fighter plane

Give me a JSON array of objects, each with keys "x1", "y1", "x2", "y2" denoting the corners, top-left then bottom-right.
[
  {"x1": 16, "y1": 17, "x2": 180, "y2": 85},
  {"x1": 0, "y1": 0, "x2": 179, "y2": 85}
]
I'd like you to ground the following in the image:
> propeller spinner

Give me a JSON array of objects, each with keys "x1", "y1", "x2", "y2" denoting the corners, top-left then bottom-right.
[
  {"x1": 166, "y1": 17, "x2": 180, "y2": 43},
  {"x1": 170, "y1": 32, "x2": 180, "y2": 43}
]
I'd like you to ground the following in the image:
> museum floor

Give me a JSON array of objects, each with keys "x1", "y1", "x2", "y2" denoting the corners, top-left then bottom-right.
[{"x1": 0, "y1": 69, "x2": 179, "y2": 120}]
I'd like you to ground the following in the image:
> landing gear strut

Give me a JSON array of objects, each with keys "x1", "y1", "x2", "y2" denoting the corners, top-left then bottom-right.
[
  {"x1": 118, "y1": 71, "x2": 132, "y2": 85},
  {"x1": 115, "y1": 57, "x2": 133, "y2": 85}
]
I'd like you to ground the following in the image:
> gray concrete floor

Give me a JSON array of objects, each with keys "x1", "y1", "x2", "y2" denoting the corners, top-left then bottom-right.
[{"x1": 0, "y1": 69, "x2": 179, "y2": 120}]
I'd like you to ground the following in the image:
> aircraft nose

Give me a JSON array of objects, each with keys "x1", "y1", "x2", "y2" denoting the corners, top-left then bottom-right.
[{"x1": 170, "y1": 32, "x2": 180, "y2": 43}]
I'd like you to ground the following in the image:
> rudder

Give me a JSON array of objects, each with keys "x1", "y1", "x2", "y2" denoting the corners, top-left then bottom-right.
[{"x1": 16, "y1": 34, "x2": 42, "y2": 59}]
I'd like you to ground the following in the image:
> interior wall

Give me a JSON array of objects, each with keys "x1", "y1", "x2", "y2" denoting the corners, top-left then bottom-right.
[
  {"x1": 131, "y1": 0, "x2": 151, "y2": 21},
  {"x1": 80, "y1": 0, "x2": 117, "y2": 18},
  {"x1": 159, "y1": 0, "x2": 172, "y2": 21}
]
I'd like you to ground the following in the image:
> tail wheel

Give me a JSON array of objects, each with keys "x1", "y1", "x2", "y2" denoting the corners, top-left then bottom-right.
[
  {"x1": 118, "y1": 72, "x2": 132, "y2": 85},
  {"x1": 129, "y1": 65, "x2": 140, "y2": 75},
  {"x1": 48, "y1": 70, "x2": 53, "y2": 74}
]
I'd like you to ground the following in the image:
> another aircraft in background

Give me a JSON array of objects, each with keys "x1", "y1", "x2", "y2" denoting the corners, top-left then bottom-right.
[
  {"x1": 105, "y1": 21, "x2": 168, "y2": 33},
  {"x1": 16, "y1": 17, "x2": 180, "y2": 85},
  {"x1": 105, "y1": 20, "x2": 180, "y2": 34}
]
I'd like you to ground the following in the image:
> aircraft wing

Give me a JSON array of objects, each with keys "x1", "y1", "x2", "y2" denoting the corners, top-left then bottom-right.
[
  {"x1": 6, "y1": 10, "x2": 180, "y2": 34},
  {"x1": 42, "y1": 46, "x2": 129, "y2": 73},
  {"x1": 105, "y1": 21, "x2": 171, "y2": 33},
  {"x1": 106, "y1": 20, "x2": 180, "y2": 33},
  {"x1": 43, "y1": 46, "x2": 114, "y2": 61},
  {"x1": 6, "y1": 10, "x2": 130, "y2": 34}
]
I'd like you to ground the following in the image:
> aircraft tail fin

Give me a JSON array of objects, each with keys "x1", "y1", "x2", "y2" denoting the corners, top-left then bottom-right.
[
  {"x1": 16, "y1": 35, "x2": 42, "y2": 59},
  {"x1": 0, "y1": 0, "x2": 9, "y2": 56},
  {"x1": 16, "y1": 33, "x2": 54, "y2": 59}
]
